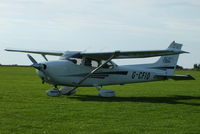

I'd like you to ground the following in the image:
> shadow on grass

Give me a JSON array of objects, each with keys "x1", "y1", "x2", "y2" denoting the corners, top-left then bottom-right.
[{"x1": 69, "y1": 95, "x2": 200, "y2": 106}]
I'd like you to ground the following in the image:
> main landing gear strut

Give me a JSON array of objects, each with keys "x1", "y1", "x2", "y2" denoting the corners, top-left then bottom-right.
[{"x1": 46, "y1": 85, "x2": 116, "y2": 97}]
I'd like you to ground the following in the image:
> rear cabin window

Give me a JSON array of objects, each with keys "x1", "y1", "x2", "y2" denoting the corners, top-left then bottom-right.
[
  {"x1": 84, "y1": 58, "x2": 100, "y2": 68},
  {"x1": 102, "y1": 61, "x2": 113, "y2": 69}
]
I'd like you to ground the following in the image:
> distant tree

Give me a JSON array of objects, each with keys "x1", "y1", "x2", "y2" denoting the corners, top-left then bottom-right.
[
  {"x1": 198, "y1": 64, "x2": 200, "y2": 69},
  {"x1": 193, "y1": 64, "x2": 200, "y2": 70},
  {"x1": 176, "y1": 65, "x2": 183, "y2": 70},
  {"x1": 194, "y1": 64, "x2": 198, "y2": 70}
]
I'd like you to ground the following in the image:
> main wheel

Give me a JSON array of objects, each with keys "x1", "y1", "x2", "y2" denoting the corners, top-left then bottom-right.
[
  {"x1": 46, "y1": 89, "x2": 61, "y2": 97},
  {"x1": 98, "y1": 89, "x2": 116, "y2": 97}
]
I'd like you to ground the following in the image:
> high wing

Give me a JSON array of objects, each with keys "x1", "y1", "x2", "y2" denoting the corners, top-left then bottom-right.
[
  {"x1": 5, "y1": 47, "x2": 187, "y2": 60},
  {"x1": 79, "y1": 49, "x2": 188, "y2": 60},
  {"x1": 5, "y1": 48, "x2": 64, "y2": 56}
]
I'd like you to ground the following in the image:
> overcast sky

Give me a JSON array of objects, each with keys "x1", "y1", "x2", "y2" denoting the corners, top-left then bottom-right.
[{"x1": 0, "y1": 0, "x2": 200, "y2": 68}]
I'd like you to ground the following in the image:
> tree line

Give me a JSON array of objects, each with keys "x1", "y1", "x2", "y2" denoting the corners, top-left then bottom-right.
[
  {"x1": 193, "y1": 64, "x2": 200, "y2": 70},
  {"x1": 176, "y1": 64, "x2": 200, "y2": 70},
  {"x1": 0, "y1": 63, "x2": 200, "y2": 70}
]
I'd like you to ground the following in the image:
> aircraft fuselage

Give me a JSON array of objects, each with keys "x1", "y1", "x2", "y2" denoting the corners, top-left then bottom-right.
[{"x1": 36, "y1": 60, "x2": 161, "y2": 87}]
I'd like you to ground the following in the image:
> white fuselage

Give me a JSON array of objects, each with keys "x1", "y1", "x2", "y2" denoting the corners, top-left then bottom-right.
[{"x1": 36, "y1": 60, "x2": 165, "y2": 87}]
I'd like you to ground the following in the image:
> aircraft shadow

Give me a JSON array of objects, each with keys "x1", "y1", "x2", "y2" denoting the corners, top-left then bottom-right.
[{"x1": 69, "y1": 95, "x2": 200, "y2": 106}]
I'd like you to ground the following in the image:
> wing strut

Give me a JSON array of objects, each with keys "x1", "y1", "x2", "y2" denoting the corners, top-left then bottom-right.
[
  {"x1": 42, "y1": 54, "x2": 48, "y2": 61},
  {"x1": 67, "y1": 51, "x2": 118, "y2": 95}
]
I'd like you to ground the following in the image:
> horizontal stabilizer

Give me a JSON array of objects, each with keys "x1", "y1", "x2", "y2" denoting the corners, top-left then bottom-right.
[{"x1": 156, "y1": 74, "x2": 195, "y2": 81}]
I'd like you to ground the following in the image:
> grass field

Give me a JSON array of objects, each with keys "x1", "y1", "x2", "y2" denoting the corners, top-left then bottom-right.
[{"x1": 0, "y1": 66, "x2": 200, "y2": 134}]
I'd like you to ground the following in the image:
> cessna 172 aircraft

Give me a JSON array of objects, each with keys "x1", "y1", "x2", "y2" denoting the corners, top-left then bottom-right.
[{"x1": 5, "y1": 41, "x2": 195, "y2": 97}]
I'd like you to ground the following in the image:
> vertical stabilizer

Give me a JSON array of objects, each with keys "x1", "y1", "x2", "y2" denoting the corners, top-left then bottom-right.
[{"x1": 153, "y1": 41, "x2": 183, "y2": 75}]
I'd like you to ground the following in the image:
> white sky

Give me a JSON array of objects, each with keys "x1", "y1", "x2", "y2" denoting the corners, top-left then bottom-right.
[{"x1": 0, "y1": 0, "x2": 200, "y2": 68}]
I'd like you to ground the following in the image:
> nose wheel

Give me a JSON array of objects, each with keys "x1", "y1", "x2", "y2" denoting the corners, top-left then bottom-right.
[
  {"x1": 46, "y1": 85, "x2": 61, "y2": 97},
  {"x1": 46, "y1": 85, "x2": 78, "y2": 97}
]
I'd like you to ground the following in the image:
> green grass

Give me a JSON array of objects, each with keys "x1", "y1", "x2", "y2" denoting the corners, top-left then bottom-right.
[{"x1": 0, "y1": 67, "x2": 200, "y2": 134}]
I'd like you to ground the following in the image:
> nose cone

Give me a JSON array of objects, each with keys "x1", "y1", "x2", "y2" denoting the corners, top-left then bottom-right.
[{"x1": 35, "y1": 60, "x2": 67, "y2": 85}]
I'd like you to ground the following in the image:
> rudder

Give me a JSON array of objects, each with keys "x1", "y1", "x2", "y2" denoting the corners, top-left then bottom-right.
[{"x1": 153, "y1": 41, "x2": 183, "y2": 75}]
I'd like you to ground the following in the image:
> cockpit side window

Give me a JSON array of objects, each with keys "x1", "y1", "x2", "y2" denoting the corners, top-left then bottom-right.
[
  {"x1": 69, "y1": 57, "x2": 115, "y2": 69},
  {"x1": 84, "y1": 58, "x2": 100, "y2": 68},
  {"x1": 69, "y1": 58, "x2": 82, "y2": 65}
]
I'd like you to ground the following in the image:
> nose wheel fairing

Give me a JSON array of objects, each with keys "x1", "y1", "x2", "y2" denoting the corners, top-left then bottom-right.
[{"x1": 46, "y1": 89, "x2": 61, "y2": 97}]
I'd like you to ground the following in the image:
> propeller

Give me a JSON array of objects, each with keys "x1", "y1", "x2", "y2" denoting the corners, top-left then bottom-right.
[
  {"x1": 27, "y1": 54, "x2": 45, "y2": 70},
  {"x1": 27, "y1": 54, "x2": 48, "y2": 84}
]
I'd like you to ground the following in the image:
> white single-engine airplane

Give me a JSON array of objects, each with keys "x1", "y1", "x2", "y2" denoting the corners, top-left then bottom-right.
[{"x1": 5, "y1": 41, "x2": 195, "y2": 97}]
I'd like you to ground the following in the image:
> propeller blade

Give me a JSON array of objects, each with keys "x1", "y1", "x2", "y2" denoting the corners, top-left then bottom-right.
[
  {"x1": 27, "y1": 54, "x2": 48, "y2": 84},
  {"x1": 27, "y1": 54, "x2": 38, "y2": 64},
  {"x1": 32, "y1": 64, "x2": 42, "y2": 70},
  {"x1": 27, "y1": 54, "x2": 42, "y2": 70}
]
